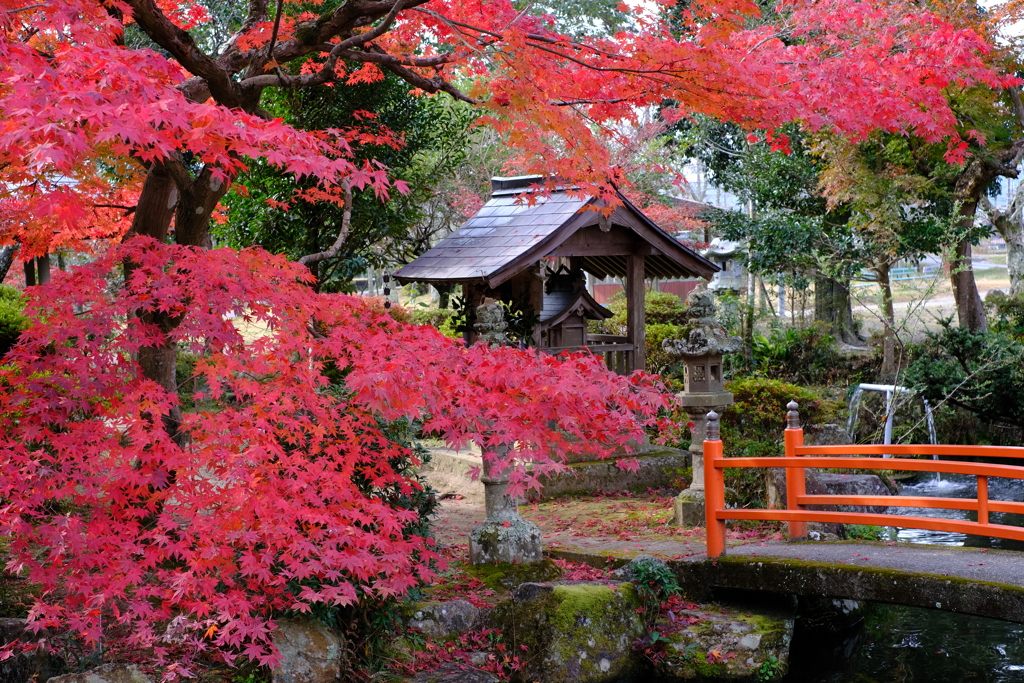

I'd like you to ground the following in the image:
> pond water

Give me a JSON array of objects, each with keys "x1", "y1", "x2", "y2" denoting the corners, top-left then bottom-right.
[
  {"x1": 783, "y1": 471, "x2": 1024, "y2": 682},
  {"x1": 786, "y1": 602, "x2": 1024, "y2": 682}
]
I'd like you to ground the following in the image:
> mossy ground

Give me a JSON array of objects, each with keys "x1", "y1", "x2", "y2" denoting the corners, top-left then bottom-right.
[{"x1": 464, "y1": 559, "x2": 563, "y2": 592}]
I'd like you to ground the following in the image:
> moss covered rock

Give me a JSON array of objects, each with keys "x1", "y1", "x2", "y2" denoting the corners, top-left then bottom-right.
[
  {"x1": 489, "y1": 581, "x2": 645, "y2": 683},
  {"x1": 654, "y1": 605, "x2": 793, "y2": 681}
]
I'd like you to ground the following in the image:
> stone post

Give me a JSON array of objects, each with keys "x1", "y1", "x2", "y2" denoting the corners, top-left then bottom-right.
[
  {"x1": 467, "y1": 300, "x2": 543, "y2": 564},
  {"x1": 469, "y1": 442, "x2": 543, "y2": 565}
]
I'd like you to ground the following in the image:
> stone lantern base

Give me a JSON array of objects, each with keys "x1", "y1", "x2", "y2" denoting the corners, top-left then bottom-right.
[
  {"x1": 674, "y1": 391, "x2": 732, "y2": 528},
  {"x1": 469, "y1": 518, "x2": 543, "y2": 565},
  {"x1": 469, "y1": 475, "x2": 543, "y2": 565},
  {"x1": 675, "y1": 488, "x2": 707, "y2": 528}
]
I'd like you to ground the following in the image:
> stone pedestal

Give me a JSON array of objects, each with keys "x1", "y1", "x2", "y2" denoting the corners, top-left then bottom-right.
[
  {"x1": 469, "y1": 446, "x2": 543, "y2": 564},
  {"x1": 674, "y1": 392, "x2": 732, "y2": 528}
]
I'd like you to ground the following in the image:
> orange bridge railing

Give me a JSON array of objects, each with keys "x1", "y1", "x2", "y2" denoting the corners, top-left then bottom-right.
[{"x1": 703, "y1": 401, "x2": 1024, "y2": 558}]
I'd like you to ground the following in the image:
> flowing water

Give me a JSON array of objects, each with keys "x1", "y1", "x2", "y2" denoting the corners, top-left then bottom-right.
[{"x1": 784, "y1": 471, "x2": 1024, "y2": 681}]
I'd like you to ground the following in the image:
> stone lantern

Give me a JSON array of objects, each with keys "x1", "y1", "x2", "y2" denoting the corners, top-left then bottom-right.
[
  {"x1": 469, "y1": 300, "x2": 544, "y2": 565},
  {"x1": 662, "y1": 286, "x2": 743, "y2": 526}
]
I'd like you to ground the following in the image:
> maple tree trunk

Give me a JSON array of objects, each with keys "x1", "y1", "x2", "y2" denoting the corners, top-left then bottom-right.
[
  {"x1": 127, "y1": 163, "x2": 186, "y2": 440},
  {"x1": 950, "y1": 160, "x2": 992, "y2": 332},
  {"x1": 0, "y1": 245, "x2": 15, "y2": 284},
  {"x1": 173, "y1": 166, "x2": 225, "y2": 249},
  {"x1": 127, "y1": 161, "x2": 230, "y2": 441},
  {"x1": 814, "y1": 275, "x2": 860, "y2": 345},
  {"x1": 949, "y1": 233, "x2": 987, "y2": 332}
]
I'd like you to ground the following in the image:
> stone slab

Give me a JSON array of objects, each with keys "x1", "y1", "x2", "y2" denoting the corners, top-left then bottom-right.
[{"x1": 419, "y1": 447, "x2": 689, "y2": 504}]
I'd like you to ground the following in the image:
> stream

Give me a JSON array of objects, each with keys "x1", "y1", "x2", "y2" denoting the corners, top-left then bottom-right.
[{"x1": 784, "y1": 472, "x2": 1024, "y2": 682}]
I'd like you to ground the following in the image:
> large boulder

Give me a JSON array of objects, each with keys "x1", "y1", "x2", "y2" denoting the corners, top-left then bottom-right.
[
  {"x1": 804, "y1": 424, "x2": 852, "y2": 447},
  {"x1": 765, "y1": 469, "x2": 845, "y2": 539},
  {"x1": 465, "y1": 559, "x2": 563, "y2": 591},
  {"x1": 654, "y1": 605, "x2": 794, "y2": 681},
  {"x1": 489, "y1": 581, "x2": 645, "y2": 683},
  {"x1": 47, "y1": 664, "x2": 150, "y2": 683},
  {"x1": 408, "y1": 600, "x2": 487, "y2": 639},
  {"x1": 816, "y1": 473, "x2": 893, "y2": 514},
  {"x1": 272, "y1": 619, "x2": 345, "y2": 683},
  {"x1": 412, "y1": 664, "x2": 499, "y2": 683}
]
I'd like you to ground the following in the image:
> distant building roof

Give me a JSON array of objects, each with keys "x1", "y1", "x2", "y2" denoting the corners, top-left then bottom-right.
[{"x1": 395, "y1": 176, "x2": 717, "y2": 287}]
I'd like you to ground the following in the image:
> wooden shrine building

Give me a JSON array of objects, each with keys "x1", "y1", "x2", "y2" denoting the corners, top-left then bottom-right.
[{"x1": 394, "y1": 176, "x2": 718, "y2": 373}]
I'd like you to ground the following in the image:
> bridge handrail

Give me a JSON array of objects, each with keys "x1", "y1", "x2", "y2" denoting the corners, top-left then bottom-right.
[
  {"x1": 794, "y1": 444, "x2": 1024, "y2": 459},
  {"x1": 703, "y1": 401, "x2": 1024, "y2": 558}
]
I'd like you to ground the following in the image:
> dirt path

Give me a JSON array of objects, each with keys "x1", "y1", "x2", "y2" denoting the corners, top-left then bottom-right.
[{"x1": 432, "y1": 492, "x2": 758, "y2": 561}]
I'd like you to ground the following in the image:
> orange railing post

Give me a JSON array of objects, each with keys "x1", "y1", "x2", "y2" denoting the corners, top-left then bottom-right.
[
  {"x1": 978, "y1": 475, "x2": 989, "y2": 526},
  {"x1": 704, "y1": 410, "x2": 727, "y2": 558},
  {"x1": 784, "y1": 400, "x2": 808, "y2": 540}
]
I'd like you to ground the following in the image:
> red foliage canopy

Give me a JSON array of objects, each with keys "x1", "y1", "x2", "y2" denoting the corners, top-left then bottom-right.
[
  {"x1": 0, "y1": 0, "x2": 1014, "y2": 254},
  {"x1": 0, "y1": 239, "x2": 669, "y2": 670}
]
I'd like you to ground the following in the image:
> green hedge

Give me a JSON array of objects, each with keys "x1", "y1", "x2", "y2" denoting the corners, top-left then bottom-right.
[
  {"x1": 0, "y1": 285, "x2": 26, "y2": 358},
  {"x1": 720, "y1": 378, "x2": 842, "y2": 508}
]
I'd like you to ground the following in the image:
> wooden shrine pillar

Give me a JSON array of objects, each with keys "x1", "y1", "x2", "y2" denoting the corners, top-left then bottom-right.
[
  {"x1": 463, "y1": 283, "x2": 486, "y2": 345},
  {"x1": 626, "y1": 254, "x2": 645, "y2": 372}
]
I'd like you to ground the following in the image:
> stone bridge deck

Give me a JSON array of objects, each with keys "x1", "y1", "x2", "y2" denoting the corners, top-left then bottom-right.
[
  {"x1": 435, "y1": 499, "x2": 1024, "y2": 623},
  {"x1": 680, "y1": 540, "x2": 1024, "y2": 623}
]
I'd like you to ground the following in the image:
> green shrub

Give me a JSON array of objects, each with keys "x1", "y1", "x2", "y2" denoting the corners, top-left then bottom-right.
[
  {"x1": 906, "y1": 322, "x2": 1024, "y2": 430},
  {"x1": 409, "y1": 307, "x2": 458, "y2": 330},
  {"x1": 594, "y1": 290, "x2": 689, "y2": 335},
  {"x1": 720, "y1": 378, "x2": 842, "y2": 508},
  {"x1": 727, "y1": 377, "x2": 841, "y2": 437},
  {"x1": 630, "y1": 557, "x2": 682, "y2": 625},
  {"x1": 645, "y1": 322, "x2": 683, "y2": 374},
  {"x1": 845, "y1": 524, "x2": 890, "y2": 541},
  {"x1": 0, "y1": 285, "x2": 26, "y2": 358},
  {"x1": 986, "y1": 290, "x2": 1024, "y2": 337},
  {"x1": 749, "y1": 323, "x2": 847, "y2": 385}
]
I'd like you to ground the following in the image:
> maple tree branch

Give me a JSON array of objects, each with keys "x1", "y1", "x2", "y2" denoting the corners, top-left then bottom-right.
[
  {"x1": 413, "y1": 8, "x2": 623, "y2": 61},
  {"x1": 263, "y1": 0, "x2": 285, "y2": 66},
  {"x1": 328, "y1": 46, "x2": 460, "y2": 68},
  {"x1": 5, "y1": 3, "x2": 44, "y2": 13},
  {"x1": 335, "y1": 0, "x2": 407, "y2": 52},
  {"x1": 551, "y1": 97, "x2": 631, "y2": 107},
  {"x1": 125, "y1": 0, "x2": 243, "y2": 108},
  {"x1": 381, "y1": 61, "x2": 478, "y2": 104},
  {"x1": 298, "y1": 181, "x2": 353, "y2": 267},
  {"x1": 240, "y1": 46, "x2": 460, "y2": 90},
  {"x1": 93, "y1": 204, "x2": 137, "y2": 216}
]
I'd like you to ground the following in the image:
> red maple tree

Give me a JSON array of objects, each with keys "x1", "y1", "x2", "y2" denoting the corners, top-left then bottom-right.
[{"x1": 0, "y1": 238, "x2": 671, "y2": 671}]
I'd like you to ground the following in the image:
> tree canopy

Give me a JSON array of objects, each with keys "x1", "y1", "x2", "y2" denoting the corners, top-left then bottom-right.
[{"x1": 0, "y1": 0, "x2": 1013, "y2": 261}]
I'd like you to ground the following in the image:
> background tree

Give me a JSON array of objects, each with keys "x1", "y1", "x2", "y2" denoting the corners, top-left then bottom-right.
[{"x1": 685, "y1": 119, "x2": 865, "y2": 344}]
